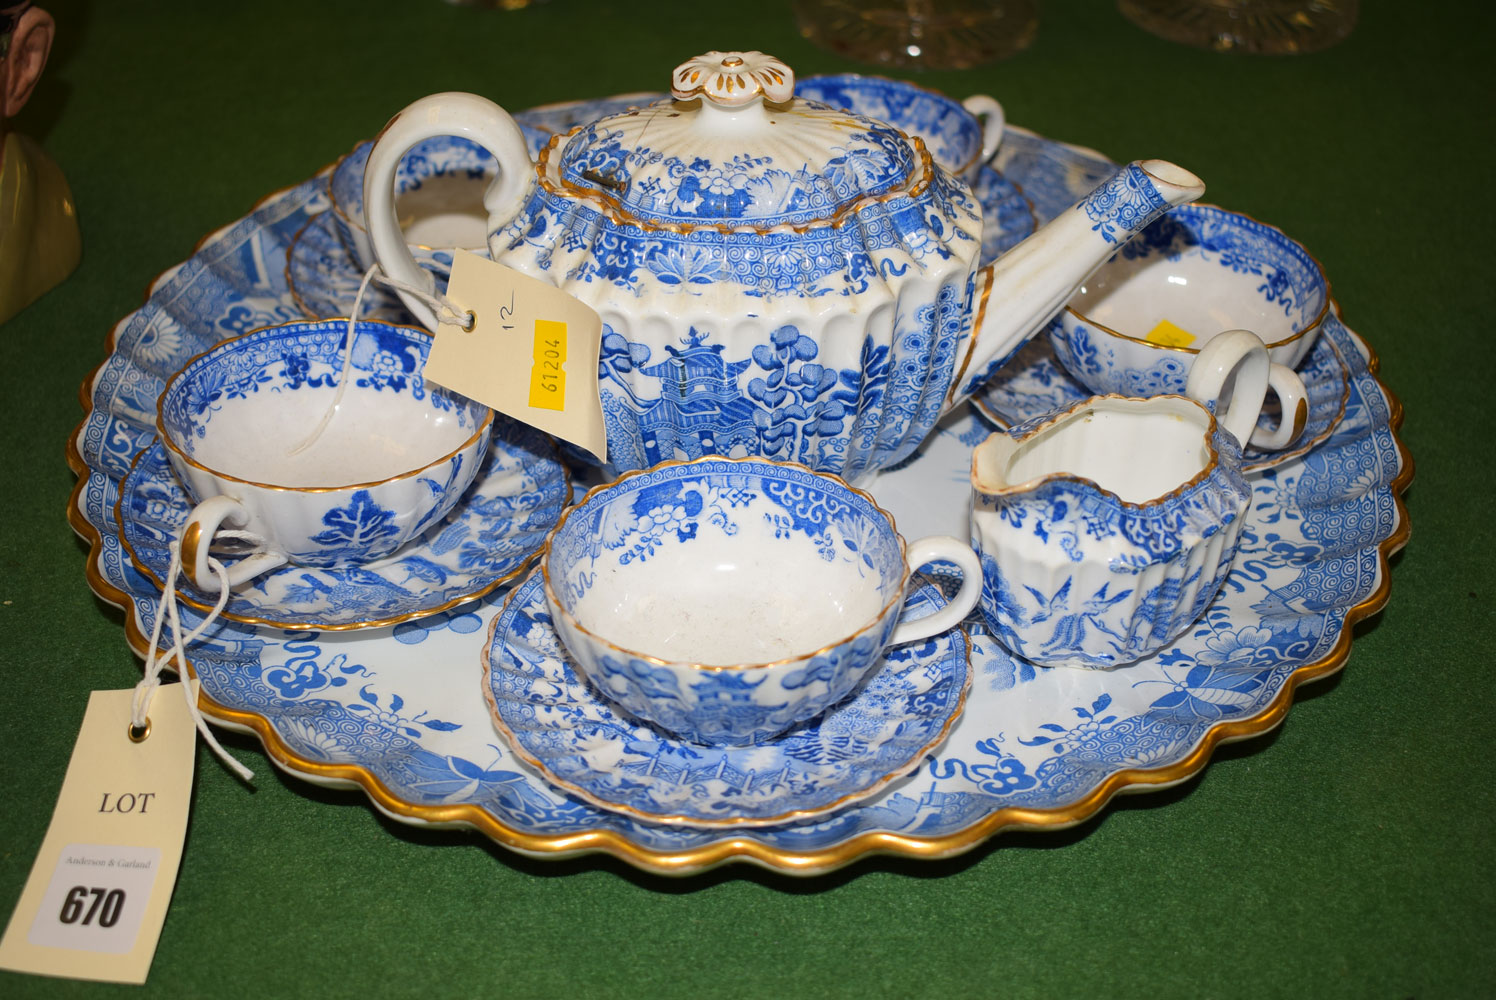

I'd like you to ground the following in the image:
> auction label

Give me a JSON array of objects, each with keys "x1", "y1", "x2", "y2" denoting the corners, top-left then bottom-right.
[
  {"x1": 27, "y1": 844, "x2": 160, "y2": 953},
  {"x1": 0, "y1": 686, "x2": 196, "y2": 983},
  {"x1": 1145, "y1": 319, "x2": 1197, "y2": 348},
  {"x1": 426, "y1": 250, "x2": 607, "y2": 462}
]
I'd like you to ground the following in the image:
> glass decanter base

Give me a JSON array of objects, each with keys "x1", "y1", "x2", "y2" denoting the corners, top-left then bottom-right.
[
  {"x1": 1118, "y1": 0, "x2": 1359, "y2": 54},
  {"x1": 793, "y1": 0, "x2": 1038, "y2": 71}
]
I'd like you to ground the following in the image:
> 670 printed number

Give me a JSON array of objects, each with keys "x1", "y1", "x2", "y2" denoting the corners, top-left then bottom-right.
[{"x1": 58, "y1": 886, "x2": 125, "y2": 928}]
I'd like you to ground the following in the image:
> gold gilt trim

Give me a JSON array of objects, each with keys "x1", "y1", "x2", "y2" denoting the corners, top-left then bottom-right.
[
  {"x1": 68, "y1": 162, "x2": 1412, "y2": 875},
  {"x1": 969, "y1": 306, "x2": 1353, "y2": 477},
  {"x1": 155, "y1": 317, "x2": 494, "y2": 494},
  {"x1": 535, "y1": 124, "x2": 941, "y2": 236},
  {"x1": 799, "y1": 72, "x2": 991, "y2": 178},
  {"x1": 480, "y1": 587, "x2": 974, "y2": 828},
  {"x1": 972, "y1": 394, "x2": 1228, "y2": 508},
  {"x1": 946, "y1": 266, "x2": 995, "y2": 407},
  {"x1": 1064, "y1": 202, "x2": 1332, "y2": 354},
  {"x1": 540, "y1": 455, "x2": 913, "y2": 673},
  {"x1": 112, "y1": 446, "x2": 569, "y2": 633}
]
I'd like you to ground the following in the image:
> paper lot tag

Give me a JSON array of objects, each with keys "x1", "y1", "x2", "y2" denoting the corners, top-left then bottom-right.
[
  {"x1": 0, "y1": 686, "x2": 196, "y2": 984},
  {"x1": 425, "y1": 251, "x2": 607, "y2": 463}
]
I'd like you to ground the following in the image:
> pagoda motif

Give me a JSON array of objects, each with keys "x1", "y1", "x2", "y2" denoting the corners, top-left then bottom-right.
[{"x1": 632, "y1": 329, "x2": 762, "y2": 459}]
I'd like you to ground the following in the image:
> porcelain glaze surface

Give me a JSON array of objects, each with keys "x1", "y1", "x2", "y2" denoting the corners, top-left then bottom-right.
[
  {"x1": 486, "y1": 572, "x2": 970, "y2": 826},
  {"x1": 795, "y1": 74, "x2": 998, "y2": 177},
  {"x1": 330, "y1": 132, "x2": 548, "y2": 274},
  {"x1": 541, "y1": 456, "x2": 978, "y2": 746},
  {"x1": 70, "y1": 122, "x2": 1408, "y2": 874},
  {"x1": 1051, "y1": 204, "x2": 1328, "y2": 398},
  {"x1": 973, "y1": 318, "x2": 1350, "y2": 473},
  {"x1": 290, "y1": 162, "x2": 1036, "y2": 325},
  {"x1": 118, "y1": 427, "x2": 568, "y2": 629},
  {"x1": 971, "y1": 395, "x2": 1252, "y2": 669},
  {"x1": 157, "y1": 320, "x2": 492, "y2": 584},
  {"x1": 365, "y1": 55, "x2": 1203, "y2": 481},
  {"x1": 287, "y1": 212, "x2": 412, "y2": 322}
]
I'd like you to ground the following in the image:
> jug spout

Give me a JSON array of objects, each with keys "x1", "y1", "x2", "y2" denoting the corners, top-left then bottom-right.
[{"x1": 949, "y1": 159, "x2": 1205, "y2": 405}]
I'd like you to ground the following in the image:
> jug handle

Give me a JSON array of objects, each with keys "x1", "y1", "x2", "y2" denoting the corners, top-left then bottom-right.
[
  {"x1": 962, "y1": 94, "x2": 1005, "y2": 171},
  {"x1": 363, "y1": 92, "x2": 534, "y2": 332},
  {"x1": 1185, "y1": 329, "x2": 1308, "y2": 450}
]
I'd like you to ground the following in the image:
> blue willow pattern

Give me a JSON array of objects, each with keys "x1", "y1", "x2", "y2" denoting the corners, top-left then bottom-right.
[
  {"x1": 158, "y1": 322, "x2": 477, "y2": 452},
  {"x1": 590, "y1": 290, "x2": 966, "y2": 483},
  {"x1": 485, "y1": 574, "x2": 969, "y2": 825},
  {"x1": 74, "y1": 114, "x2": 1406, "y2": 869},
  {"x1": 118, "y1": 424, "x2": 568, "y2": 628},
  {"x1": 794, "y1": 75, "x2": 983, "y2": 175}
]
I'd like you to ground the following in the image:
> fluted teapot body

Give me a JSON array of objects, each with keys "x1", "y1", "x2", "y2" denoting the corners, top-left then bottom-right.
[{"x1": 366, "y1": 51, "x2": 1203, "y2": 481}]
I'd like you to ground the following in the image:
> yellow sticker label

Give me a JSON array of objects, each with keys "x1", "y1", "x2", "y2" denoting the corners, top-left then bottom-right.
[
  {"x1": 425, "y1": 251, "x2": 606, "y2": 463},
  {"x1": 528, "y1": 319, "x2": 568, "y2": 411},
  {"x1": 1145, "y1": 319, "x2": 1197, "y2": 348}
]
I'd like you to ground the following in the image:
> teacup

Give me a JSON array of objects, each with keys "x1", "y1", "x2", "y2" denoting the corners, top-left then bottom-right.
[
  {"x1": 1050, "y1": 204, "x2": 1328, "y2": 449},
  {"x1": 969, "y1": 333, "x2": 1275, "y2": 670},
  {"x1": 328, "y1": 130, "x2": 545, "y2": 277},
  {"x1": 540, "y1": 456, "x2": 981, "y2": 746},
  {"x1": 795, "y1": 73, "x2": 1004, "y2": 179},
  {"x1": 157, "y1": 319, "x2": 493, "y2": 593}
]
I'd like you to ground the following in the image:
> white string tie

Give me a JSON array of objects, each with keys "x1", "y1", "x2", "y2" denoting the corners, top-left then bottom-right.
[
  {"x1": 141, "y1": 263, "x2": 468, "y2": 778},
  {"x1": 132, "y1": 540, "x2": 255, "y2": 782},
  {"x1": 287, "y1": 262, "x2": 471, "y2": 457}
]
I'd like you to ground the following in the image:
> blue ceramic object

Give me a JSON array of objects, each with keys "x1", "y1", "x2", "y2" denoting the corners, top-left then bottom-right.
[
  {"x1": 540, "y1": 456, "x2": 979, "y2": 746},
  {"x1": 72, "y1": 119, "x2": 1408, "y2": 873},
  {"x1": 485, "y1": 572, "x2": 970, "y2": 826}
]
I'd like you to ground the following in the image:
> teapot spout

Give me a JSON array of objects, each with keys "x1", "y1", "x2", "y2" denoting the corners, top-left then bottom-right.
[{"x1": 948, "y1": 159, "x2": 1205, "y2": 405}]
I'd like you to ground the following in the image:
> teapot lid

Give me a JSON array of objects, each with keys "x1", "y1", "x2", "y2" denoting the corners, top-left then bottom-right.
[{"x1": 547, "y1": 51, "x2": 926, "y2": 231}]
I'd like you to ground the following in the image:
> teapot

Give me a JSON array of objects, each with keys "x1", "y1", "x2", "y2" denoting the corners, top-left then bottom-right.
[{"x1": 365, "y1": 51, "x2": 1204, "y2": 482}]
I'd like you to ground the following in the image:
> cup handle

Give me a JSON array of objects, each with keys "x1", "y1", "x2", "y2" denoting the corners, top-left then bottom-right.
[
  {"x1": 179, "y1": 496, "x2": 287, "y2": 594},
  {"x1": 962, "y1": 94, "x2": 1006, "y2": 171},
  {"x1": 888, "y1": 535, "x2": 982, "y2": 645},
  {"x1": 1249, "y1": 362, "x2": 1310, "y2": 451},
  {"x1": 1184, "y1": 329, "x2": 1271, "y2": 448},
  {"x1": 364, "y1": 91, "x2": 534, "y2": 331}
]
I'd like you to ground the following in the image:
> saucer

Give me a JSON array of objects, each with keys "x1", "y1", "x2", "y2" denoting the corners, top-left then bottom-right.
[
  {"x1": 971, "y1": 164, "x2": 1035, "y2": 264},
  {"x1": 970, "y1": 317, "x2": 1351, "y2": 473},
  {"x1": 73, "y1": 119, "x2": 1409, "y2": 874},
  {"x1": 286, "y1": 213, "x2": 422, "y2": 322},
  {"x1": 483, "y1": 572, "x2": 972, "y2": 827},
  {"x1": 288, "y1": 164, "x2": 1035, "y2": 324},
  {"x1": 116, "y1": 420, "x2": 570, "y2": 630}
]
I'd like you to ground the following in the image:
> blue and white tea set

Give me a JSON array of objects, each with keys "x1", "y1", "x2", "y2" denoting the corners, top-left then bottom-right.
[{"x1": 115, "y1": 49, "x2": 1368, "y2": 845}]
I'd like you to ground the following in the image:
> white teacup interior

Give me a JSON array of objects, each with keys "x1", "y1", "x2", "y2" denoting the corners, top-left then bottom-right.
[
  {"x1": 1072, "y1": 207, "x2": 1326, "y2": 350},
  {"x1": 550, "y1": 463, "x2": 906, "y2": 666},
  {"x1": 396, "y1": 171, "x2": 490, "y2": 251},
  {"x1": 190, "y1": 387, "x2": 475, "y2": 487},
  {"x1": 1076, "y1": 251, "x2": 1294, "y2": 347},
  {"x1": 572, "y1": 529, "x2": 888, "y2": 665},
  {"x1": 1002, "y1": 397, "x2": 1211, "y2": 504},
  {"x1": 162, "y1": 321, "x2": 487, "y2": 489}
]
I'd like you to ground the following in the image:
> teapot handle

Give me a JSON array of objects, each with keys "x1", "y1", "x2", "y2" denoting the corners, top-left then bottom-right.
[
  {"x1": 1185, "y1": 329, "x2": 1308, "y2": 450},
  {"x1": 364, "y1": 92, "x2": 534, "y2": 331},
  {"x1": 962, "y1": 94, "x2": 1005, "y2": 173}
]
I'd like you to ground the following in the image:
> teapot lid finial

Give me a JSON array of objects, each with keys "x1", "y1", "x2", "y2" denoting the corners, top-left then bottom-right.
[{"x1": 671, "y1": 51, "x2": 794, "y2": 108}]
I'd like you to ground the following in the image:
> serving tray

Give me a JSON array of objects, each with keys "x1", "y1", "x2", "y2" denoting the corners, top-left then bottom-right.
[{"x1": 67, "y1": 104, "x2": 1411, "y2": 875}]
